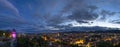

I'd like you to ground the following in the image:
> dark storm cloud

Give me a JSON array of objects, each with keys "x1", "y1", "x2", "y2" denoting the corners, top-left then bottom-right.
[
  {"x1": 111, "y1": 20, "x2": 120, "y2": 24},
  {"x1": 36, "y1": 0, "x2": 99, "y2": 26},
  {"x1": 30, "y1": 0, "x2": 99, "y2": 27},
  {"x1": 68, "y1": 9, "x2": 98, "y2": 21},
  {"x1": 61, "y1": 0, "x2": 86, "y2": 12},
  {"x1": 45, "y1": 15, "x2": 67, "y2": 25},
  {"x1": 60, "y1": 0, "x2": 98, "y2": 23},
  {"x1": 76, "y1": 20, "x2": 89, "y2": 24},
  {"x1": 33, "y1": 0, "x2": 99, "y2": 26},
  {"x1": 99, "y1": 10, "x2": 120, "y2": 21},
  {"x1": 100, "y1": 10, "x2": 116, "y2": 16}
]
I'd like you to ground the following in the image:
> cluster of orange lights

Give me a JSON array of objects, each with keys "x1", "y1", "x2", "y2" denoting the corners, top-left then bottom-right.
[
  {"x1": 41, "y1": 36, "x2": 47, "y2": 41},
  {"x1": 104, "y1": 38, "x2": 112, "y2": 41},
  {"x1": 75, "y1": 39, "x2": 84, "y2": 44}
]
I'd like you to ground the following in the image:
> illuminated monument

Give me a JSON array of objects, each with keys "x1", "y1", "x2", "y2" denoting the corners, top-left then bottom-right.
[
  {"x1": 10, "y1": 29, "x2": 17, "y2": 47},
  {"x1": 11, "y1": 29, "x2": 16, "y2": 39}
]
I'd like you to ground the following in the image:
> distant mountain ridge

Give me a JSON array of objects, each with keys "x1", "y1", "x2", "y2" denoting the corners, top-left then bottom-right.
[
  {"x1": 60, "y1": 26, "x2": 120, "y2": 31},
  {"x1": 42, "y1": 26, "x2": 120, "y2": 33}
]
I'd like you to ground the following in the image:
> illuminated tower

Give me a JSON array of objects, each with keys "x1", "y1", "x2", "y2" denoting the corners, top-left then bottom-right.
[{"x1": 10, "y1": 29, "x2": 17, "y2": 47}]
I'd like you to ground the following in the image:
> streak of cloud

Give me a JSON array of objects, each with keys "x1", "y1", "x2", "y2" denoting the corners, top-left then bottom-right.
[{"x1": 0, "y1": 0, "x2": 19, "y2": 16}]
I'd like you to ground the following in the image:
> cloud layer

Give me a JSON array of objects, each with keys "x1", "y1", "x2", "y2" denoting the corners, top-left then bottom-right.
[{"x1": 0, "y1": 0, "x2": 120, "y2": 32}]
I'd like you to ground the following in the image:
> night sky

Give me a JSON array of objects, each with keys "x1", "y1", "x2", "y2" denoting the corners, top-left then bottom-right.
[{"x1": 0, "y1": 0, "x2": 120, "y2": 32}]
